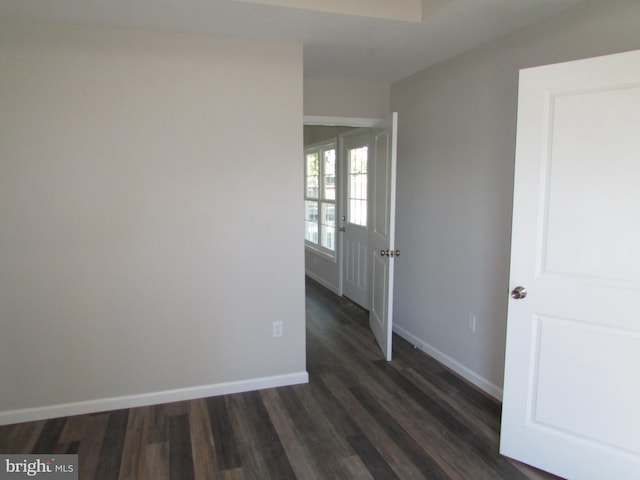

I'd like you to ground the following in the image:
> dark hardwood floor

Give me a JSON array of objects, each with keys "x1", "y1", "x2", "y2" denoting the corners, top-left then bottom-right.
[{"x1": 0, "y1": 278, "x2": 560, "y2": 479}]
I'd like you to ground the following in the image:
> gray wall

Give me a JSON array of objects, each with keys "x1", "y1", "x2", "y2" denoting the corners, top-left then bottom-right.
[
  {"x1": 391, "y1": 0, "x2": 640, "y2": 398},
  {"x1": 0, "y1": 19, "x2": 306, "y2": 421},
  {"x1": 304, "y1": 78, "x2": 390, "y2": 120},
  {"x1": 304, "y1": 125, "x2": 353, "y2": 146}
]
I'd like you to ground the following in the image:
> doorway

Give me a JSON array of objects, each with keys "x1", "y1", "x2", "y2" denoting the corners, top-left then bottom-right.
[
  {"x1": 303, "y1": 113, "x2": 399, "y2": 361},
  {"x1": 302, "y1": 122, "x2": 371, "y2": 302}
]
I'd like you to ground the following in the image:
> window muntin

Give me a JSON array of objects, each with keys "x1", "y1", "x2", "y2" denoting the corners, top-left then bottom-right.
[
  {"x1": 305, "y1": 142, "x2": 337, "y2": 257},
  {"x1": 321, "y1": 203, "x2": 335, "y2": 251},
  {"x1": 348, "y1": 146, "x2": 368, "y2": 227},
  {"x1": 304, "y1": 200, "x2": 318, "y2": 244},
  {"x1": 323, "y1": 149, "x2": 336, "y2": 201},
  {"x1": 306, "y1": 152, "x2": 319, "y2": 199}
]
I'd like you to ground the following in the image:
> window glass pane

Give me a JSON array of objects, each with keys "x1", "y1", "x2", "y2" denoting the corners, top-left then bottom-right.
[
  {"x1": 349, "y1": 199, "x2": 367, "y2": 227},
  {"x1": 323, "y1": 149, "x2": 336, "y2": 201},
  {"x1": 321, "y1": 202, "x2": 336, "y2": 251},
  {"x1": 348, "y1": 146, "x2": 368, "y2": 226},
  {"x1": 306, "y1": 153, "x2": 319, "y2": 199},
  {"x1": 304, "y1": 143, "x2": 336, "y2": 255},
  {"x1": 304, "y1": 200, "x2": 318, "y2": 244}
]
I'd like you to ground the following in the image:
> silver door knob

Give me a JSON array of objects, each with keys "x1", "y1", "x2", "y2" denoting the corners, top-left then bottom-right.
[
  {"x1": 380, "y1": 249, "x2": 389, "y2": 256},
  {"x1": 511, "y1": 286, "x2": 527, "y2": 300},
  {"x1": 390, "y1": 249, "x2": 400, "y2": 257}
]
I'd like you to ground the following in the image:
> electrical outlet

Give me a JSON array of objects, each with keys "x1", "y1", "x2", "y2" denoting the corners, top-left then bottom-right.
[
  {"x1": 467, "y1": 313, "x2": 476, "y2": 333},
  {"x1": 272, "y1": 321, "x2": 283, "y2": 338}
]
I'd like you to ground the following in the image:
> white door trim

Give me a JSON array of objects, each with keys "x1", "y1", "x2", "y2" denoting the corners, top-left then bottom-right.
[{"x1": 304, "y1": 115, "x2": 382, "y2": 128}]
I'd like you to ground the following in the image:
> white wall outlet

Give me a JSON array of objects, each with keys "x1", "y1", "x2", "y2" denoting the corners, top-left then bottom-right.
[
  {"x1": 272, "y1": 321, "x2": 283, "y2": 338},
  {"x1": 467, "y1": 313, "x2": 477, "y2": 333}
]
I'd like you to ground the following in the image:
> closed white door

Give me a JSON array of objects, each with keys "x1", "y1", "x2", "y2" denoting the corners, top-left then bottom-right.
[
  {"x1": 341, "y1": 130, "x2": 372, "y2": 309},
  {"x1": 369, "y1": 113, "x2": 398, "y2": 361},
  {"x1": 500, "y1": 50, "x2": 640, "y2": 479}
]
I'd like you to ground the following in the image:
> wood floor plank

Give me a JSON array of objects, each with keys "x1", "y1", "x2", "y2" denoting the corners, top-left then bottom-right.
[
  {"x1": 260, "y1": 388, "x2": 325, "y2": 480},
  {"x1": 227, "y1": 392, "x2": 296, "y2": 480},
  {"x1": 118, "y1": 407, "x2": 146, "y2": 480},
  {"x1": 31, "y1": 417, "x2": 66, "y2": 453},
  {"x1": 320, "y1": 372, "x2": 429, "y2": 480},
  {"x1": 305, "y1": 373, "x2": 361, "y2": 441},
  {"x1": 65, "y1": 440, "x2": 80, "y2": 454},
  {"x1": 243, "y1": 391, "x2": 297, "y2": 480},
  {"x1": 168, "y1": 414, "x2": 194, "y2": 480},
  {"x1": 340, "y1": 455, "x2": 376, "y2": 480},
  {"x1": 0, "y1": 420, "x2": 45, "y2": 453},
  {"x1": 58, "y1": 415, "x2": 88, "y2": 445},
  {"x1": 292, "y1": 382, "x2": 356, "y2": 456},
  {"x1": 392, "y1": 338, "x2": 502, "y2": 436},
  {"x1": 93, "y1": 410, "x2": 129, "y2": 480},
  {"x1": 276, "y1": 386, "x2": 353, "y2": 478},
  {"x1": 76, "y1": 413, "x2": 110, "y2": 480},
  {"x1": 188, "y1": 398, "x2": 218, "y2": 479},
  {"x1": 346, "y1": 433, "x2": 401, "y2": 480},
  {"x1": 371, "y1": 384, "x2": 489, "y2": 480},
  {"x1": 139, "y1": 441, "x2": 169, "y2": 480},
  {"x1": 207, "y1": 396, "x2": 242, "y2": 471},
  {"x1": 392, "y1": 358, "x2": 501, "y2": 450},
  {"x1": 148, "y1": 404, "x2": 169, "y2": 445},
  {"x1": 373, "y1": 359, "x2": 533, "y2": 480},
  {"x1": 221, "y1": 468, "x2": 246, "y2": 480},
  {"x1": 0, "y1": 278, "x2": 561, "y2": 480},
  {"x1": 349, "y1": 385, "x2": 454, "y2": 480}
]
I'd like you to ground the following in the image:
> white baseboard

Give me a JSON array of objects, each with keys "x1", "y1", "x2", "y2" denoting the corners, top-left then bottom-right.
[
  {"x1": 393, "y1": 324, "x2": 503, "y2": 401},
  {"x1": 305, "y1": 270, "x2": 340, "y2": 295},
  {"x1": 0, "y1": 371, "x2": 309, "y2": 426}
]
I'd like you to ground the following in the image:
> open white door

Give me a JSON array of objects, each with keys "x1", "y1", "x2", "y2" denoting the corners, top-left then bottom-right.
[
  {"x1": 369, "y1": 113, "x2": 398, "y2": 361},
  {"x1": 500, "y1": 50, "x2": 640, "y2": 479},
  {"x1": 341, "y1": 130, "x2": 373, "y2": 309}
]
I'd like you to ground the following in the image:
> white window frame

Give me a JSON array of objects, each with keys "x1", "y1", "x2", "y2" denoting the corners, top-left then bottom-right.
[{"x1": 304, "y1": 140, "x2": 337, "y2": 260}]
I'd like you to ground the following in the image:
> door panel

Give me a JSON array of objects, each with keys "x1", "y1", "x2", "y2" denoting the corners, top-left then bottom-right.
[
  {"x1": 345, "y1": 237, "x2": 368, "y2": 290},
  {"x1": 370, "y1": 253, "x2": 388, "y2": 335},
  {"x1": 532, "y1": 316, "x2": 640, "y2": 453},
  {"x1": 541, "y1": 86, "x2": 640, "y2": 282},
  {"x1": 369, "y1": 113, "x2": 398, "y2": 361},
  {"x1": 500, "y1": 50, "x2": 640, "y2": 479},
  {"x1": 342, "y1": 131, "x2": 372, "y2": 308}
]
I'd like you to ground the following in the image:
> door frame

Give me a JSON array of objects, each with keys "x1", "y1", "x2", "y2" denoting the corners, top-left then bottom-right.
[
  {"x1": 304, "y1": 115, "x2": 383, "y2": 299},
  {"x1": 304, "y1": 114, "x2": 398, "y2": 361},
  {"x1": 304, "y1": 116, "x2": 381, "y2": 128}
]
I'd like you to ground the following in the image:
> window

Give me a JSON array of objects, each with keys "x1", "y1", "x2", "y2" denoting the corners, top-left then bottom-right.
[
  {"x1": 348, "y1": 146, "x2": 368, "y2": 227},
  {"x1": 304, "y1": 142, "x2": 336, "y2": 257}
]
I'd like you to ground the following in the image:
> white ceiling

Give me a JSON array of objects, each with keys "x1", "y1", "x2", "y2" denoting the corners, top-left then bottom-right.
[{"x1": 0, "y1": 0, "x2": 585, "y2": 83}]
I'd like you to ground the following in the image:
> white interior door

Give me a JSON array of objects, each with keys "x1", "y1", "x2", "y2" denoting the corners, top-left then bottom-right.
[
  {"x1": 500, "y1": 50, "x2": 640, "y2": 479},
  {"x1": 341, "y1": 130, "x2": 372, "y2": 309},
  {"x1": 369, "y1": 113, "x2": 398, "y2": 361}
]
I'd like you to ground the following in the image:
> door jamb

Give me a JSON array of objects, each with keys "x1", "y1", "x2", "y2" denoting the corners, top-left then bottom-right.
[{"x1": 304, "y1": 116, "x2": 381, "y2": 128}]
